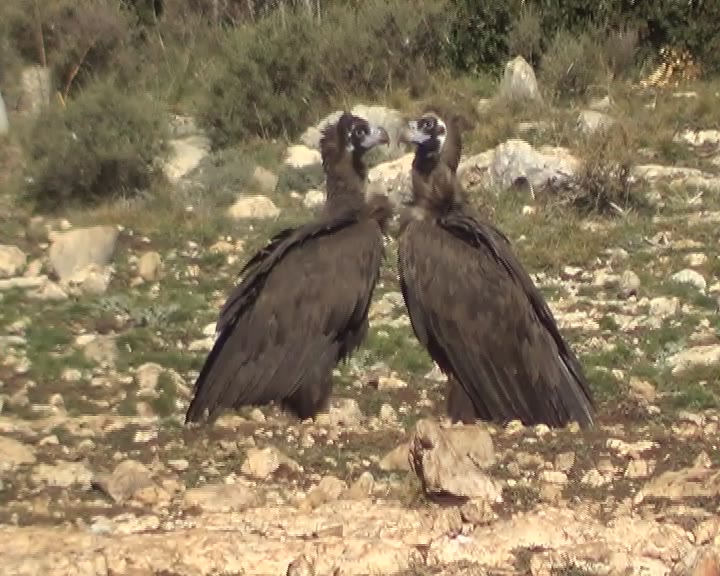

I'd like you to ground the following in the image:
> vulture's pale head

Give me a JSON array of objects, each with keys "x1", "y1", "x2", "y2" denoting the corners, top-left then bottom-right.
[
  {"x1": 402, "y1": 112, "x2": 447, "y2": 155},
  {"x1": 320, "y1": 112, "x2": 390, "y2": 171},
  {"x1": 338, "y1": 112, "x2": 390, "y2": 153}
]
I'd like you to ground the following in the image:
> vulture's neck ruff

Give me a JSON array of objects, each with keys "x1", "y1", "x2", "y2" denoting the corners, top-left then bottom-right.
[
  {"x1": 408, "y1": 116, "x2": 447, "y2": 179},
  {"x1": 319, "y1": 112, "x2": 389, "y2": 215}
]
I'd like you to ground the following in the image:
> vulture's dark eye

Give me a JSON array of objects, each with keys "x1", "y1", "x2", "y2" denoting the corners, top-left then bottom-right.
[
  {"x1": 353, "y1": 125, "x2": 367, "y2": 138},
  {"x1": 437, "y1": 124, "x2": 446, "y2": 136}
]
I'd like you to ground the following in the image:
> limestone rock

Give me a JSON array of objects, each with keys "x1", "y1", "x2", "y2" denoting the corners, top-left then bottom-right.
[
  {"x1": 77, "y1": 334, "x2": 118, "y2": 367},
  {"x1": 462, "y1": 139, "x2": 580, "y2": 194},
  {"x1": 409, "y1": 419, "x2": 501, "y2": 501},
  {"x1": 673, "y1": 547, "x2": 720, "y2": 576},
  {"x1": 367, "y1": 152, "x2": 413, "y2": 207},
  {"x1": 65, "y1": 263, "x2": 113, "y2": 295},
  {"x1": 667, "y1": 345, "x2": 720, "y2": 374},
  {"x1": 380, "y1": 443, "x2": 411, "y2": 472},
  {"x1": 0, "y1": 89, "x2": 7, "y2": 134},
  {"x1": 642, "y1": 466, "x2": 720, "y2": 500},
  {"x1": 135, "y1": 362, "x2": 165, "y2": 398},
  {"x1": 18, "y1": 65, "x2": 51, "y2": 115},
  {"x1": 577, "y1": 110, "x2": 615, "y2": 134},
  {"x1": 345, "y1": 471, "x2": 375, "y2": 500},
  {"x1": 0, "y1": 245, "x2": 27, "y2": 278},
  {"x1": 164, "y1": 135, "x2": 210, "y2": 182},
  {"x1": 48, "y1": 226, "x2": 118, "y2": 282},
  {"x1": 183, "y1": 482, "x2": 261, "y2": 512},
  {"x1": 0, "y1": 436, "x2": 37, "y2": 472},
  {"x1": 252, "y1": 165, "x2": 279, "y2": 193},
  {"x1": 315, "y1": 398, "x2": 364, "y2": 428},
  {"x1": 138, "y1": 251, "x2": 163, "y2": 282},
  {"x1": 284, "y1": 144, "x2": 322, "y2": 169},
  {"x1": 649, "y1": 296, "x2": 680, "y2": 318},
  {"x1": 303, "y1": 189, "x2": 325, "y2": 209},
  {"x1": 619, "y1": 270, "x2": 641, "y2": 296},
  {"x1": 671, "y1": 269, "x2": 707, "y2": 292},
  {"x1": 499, "y1": 56, "x2": 543, "y2": 103},
  {"x1": 92, "y1": 460, "x2": 156, "y2": 503},
  {"x1": 30, "y1": 461, "x2": 93, "y2": 489},
  {"x1": 227, "y1": 195, "x2": 280, "y2": 220},
  {"x1": 241, "y1": 447, "x2": 301, "y2": 480}
]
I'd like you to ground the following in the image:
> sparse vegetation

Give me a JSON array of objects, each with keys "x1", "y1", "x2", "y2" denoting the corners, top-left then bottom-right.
[
  {"x1": 539, "y1": 29, "x2": 608, "y2": 102},
  {"x1": 567, "y1": 124, "x2": 643, "y2": 215}
]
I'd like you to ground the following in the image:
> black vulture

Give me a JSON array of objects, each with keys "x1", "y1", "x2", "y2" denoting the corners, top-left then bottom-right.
[
  {"x1": 396, "y1": 111, "x2": 595, "y2": 429},
  {"x1": 185, "y1": 112, "x2": 391, "y2": 424}
]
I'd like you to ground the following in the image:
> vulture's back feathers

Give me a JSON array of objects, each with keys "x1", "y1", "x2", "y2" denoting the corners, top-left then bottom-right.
[
  {"x1": 398, "y1": 112, "x2": 595, "y2": 429},
  {"x1": 185, "y1": 112, "x2": 390, "y2": 424}
]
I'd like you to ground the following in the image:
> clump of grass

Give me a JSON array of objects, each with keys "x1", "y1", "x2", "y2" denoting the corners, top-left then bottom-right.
[
  {"x1": 539, "y1": 29, "x2": 608, "y2": 102},
  {"x1": 503, "y1": 483, "x2": 540, "y2": 511},
  {"x1": 463, "y1": 97, "x2": 547, "y2": 153},
  {"x1": 276, "y1": 163, "x2": 325, "y2": 195},
  {"x1": 151, "y1": 372, "x2": 179, "y2": 417},
  {"x1": 358, "y1": 327, "x2": 433, "y2": 376},
  {"x1": 547, "y1": 123, "x2": 647, "y2": 216},
  {"x1": 507, "y1": 3, "x2": 543, "y2": 66},
  {"x1": 603, "y1": 26, "x2": 639, "y2": 80}
]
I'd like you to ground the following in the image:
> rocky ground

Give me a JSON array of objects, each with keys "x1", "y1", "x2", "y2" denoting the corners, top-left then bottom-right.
[{"x1": 1, "y1": 69, "x2": 720, "y2": 575}]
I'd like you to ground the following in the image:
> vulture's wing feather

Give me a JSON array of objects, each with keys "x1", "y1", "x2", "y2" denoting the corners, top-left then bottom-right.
[
  {"x1": 398, "y1": 215, "x2": 594, "y2": 428},
  {"x1": 186, "y1": 216, "x2": 383, "y2": 422},
  {"x1": 214, "y1": 219, "x2": 348, "y2": 334},
  {"x1": 445, "y1": 213, "x2": 592, "y2": 406}
]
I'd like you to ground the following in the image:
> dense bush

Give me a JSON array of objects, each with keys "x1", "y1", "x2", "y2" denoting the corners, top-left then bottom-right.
[
  {"x1": 1, "y1": 0, "x2": 136, "y2": 102},
  {"x1": 443, "y1": 0, "x2": 516, "y2": 73},
  {"x1": 22, "y1": 81, "x2": 169, "y2": 210},
  {"x1": 451, "y1": 0, "x2": 720, "y2": 77},
  {"x1": 199, "y1": 0, "x2": 451, "y2": 147},
  {"x1": 637, "y1": 0, "x2": 720, "y2": 74}
]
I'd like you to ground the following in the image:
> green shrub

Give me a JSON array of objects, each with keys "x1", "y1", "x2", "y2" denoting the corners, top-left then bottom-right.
[
  {"x1": 634, "y1": 0, "x2": 720, "y2": 75},
  {"x1": 443, "y1": 0, "x2": 515, "y2": 73},
  {"x1": 199, "y1": 0, "x2": 450, "y2": 148},
  {"x1": 0, "y1": 3, "x2": 25, "y2": 108},
  {"x1": 526, "y1": 0, "x2": 719, "y2": 75},
  {"x1": 276, "y1": 164, "x2": 325, "y2": 195},
  {"x1": 22, "y1": 80, "x2": 169, "y2": 210},
  {"x1": 1, "y1": 0, "x2": 136, "y2": 100},
  {"x1": 539, "y1": 30, "x2": 607, "y2": 101}
]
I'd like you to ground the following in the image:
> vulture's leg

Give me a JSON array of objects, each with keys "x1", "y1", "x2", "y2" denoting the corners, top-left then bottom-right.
[
  {"x1": 446, "y1": 376, "x2": 477, "y2": 424},
  {"x1": 283, "y1": 374, "x2": 333, "y2": 421}
]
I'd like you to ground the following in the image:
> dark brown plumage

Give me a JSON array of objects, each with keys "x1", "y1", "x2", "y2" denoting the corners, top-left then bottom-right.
[
  {"x1": 185, "y1": 112, "x2": 391, "y2": 424},
  {"x1": 397, "y1": 112, "x2": 595, "y2": 429}
]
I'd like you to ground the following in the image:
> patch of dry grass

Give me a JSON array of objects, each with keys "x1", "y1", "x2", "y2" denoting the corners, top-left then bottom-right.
[{"x1": 551, "y1": 124, "x2": 645, "y2": 216}]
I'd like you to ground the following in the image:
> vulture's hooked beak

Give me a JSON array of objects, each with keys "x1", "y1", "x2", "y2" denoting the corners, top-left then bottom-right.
[
  {"x1": 360, "y1": 125, "x2": 390, "y2": 150},
  {"x1": 402, "y1": 120, "x2": 431, "y2": 146}
]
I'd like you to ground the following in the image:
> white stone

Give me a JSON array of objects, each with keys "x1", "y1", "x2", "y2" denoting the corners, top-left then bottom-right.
[
  {"x1": 499, "y1": 56, "x2": 542, "y2": 103},
  {"x1": 0, "y1": 245, "x2": 27, "y2": 278},
  {"x1": 284, "y1": 145, "x2": 322, "y2": 169},
  {"x1": 227, "y1": 196, "x2": 280, "y2": 220}
]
